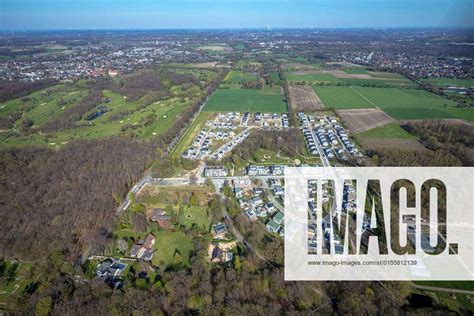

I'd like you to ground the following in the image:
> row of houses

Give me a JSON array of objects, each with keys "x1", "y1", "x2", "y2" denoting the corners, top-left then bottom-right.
[
  {"x1": 246, "y1": 165, "x2": 284, "y2": 176},
  {"x1": 212, "y1": 129, "x2": 249, "y2": 160},
  {"x1": 204, "y1": 166, "x2": 229, "y2": 177}
]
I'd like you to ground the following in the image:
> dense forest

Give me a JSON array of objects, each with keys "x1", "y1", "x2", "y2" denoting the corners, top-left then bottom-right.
[
  {"x1": 0, "y1": 138, "x2": 156, "y2": 261},
  {"x1": 0, "y1": 79, "x2": 56, "y2": 102}
]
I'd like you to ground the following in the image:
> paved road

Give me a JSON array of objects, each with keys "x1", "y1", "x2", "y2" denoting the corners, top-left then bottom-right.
[
  {"x1": 219, "y1": 194, "x2": 268, "y2": 263},
  {"x1": 413, "y1": 284, "x2": 474, "y2": 295},
  {"x1": 305, "y1": 115, "x2": 330, "y2": 167},
  {"x1": 211, "y1": 128, "x2": 250, "y2": 160},
  {"x1": 116, "y1": 173, "x2": 191, "y2": 215},
  {"x1": 260, "y1": 179, "x2": 284, "y2": 212}
]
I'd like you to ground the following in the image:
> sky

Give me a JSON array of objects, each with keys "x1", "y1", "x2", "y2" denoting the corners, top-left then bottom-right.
[{"x1": 0, "y1": 0, "x2": 473, "y2": 30}]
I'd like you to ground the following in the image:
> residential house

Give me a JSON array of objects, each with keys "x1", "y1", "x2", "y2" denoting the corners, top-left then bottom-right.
[
  {"x1": 150, "y1": 209, "x2": 172, "y2": 228},
  {"x1": 264, "y1": 202, "x2": 276, "y2": 214},
  {"x1": 273, "y1": 186, "x2": 284, "y2": 196},
  {"x1": 266, "y1": 220, "x2": 281, "y2": 233},
  {"x1": 234, "y1": 187, "x2": 244, "y2": 199},
  {"x1": 129, "y1": 233, "x2": 156, "y2": 261},
  {"x1": 249, "y1": 196, "x2": 263, "y2": 207},
  {"x1": 211, "y1": 245, "x2": 233, "y2": 264},
  {"x1": 213, "y1": 222, "x2": 228, "y2": 236},
  {"x1": 204, "y1": 166, "x2": 228, "y2": 177},
  {"x1": 96, "y1": 259, "x2": 127, "y2": 279},
  {"x1": 273, "y1": 211, "x2": 284, "y2": 225},
  {"x1": 246, "y1": 209, "x2": 258, "y2": 222}
]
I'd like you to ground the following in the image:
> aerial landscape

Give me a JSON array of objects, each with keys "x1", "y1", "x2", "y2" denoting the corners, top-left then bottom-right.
[{"x1": 0, "y1": 0, "x2": 473, "y2": 314}]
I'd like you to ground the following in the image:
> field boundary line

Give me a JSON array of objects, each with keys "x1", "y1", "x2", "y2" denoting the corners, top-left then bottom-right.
[{"x1": 349, "y1": 86, "x2": 398, "y2": 123}]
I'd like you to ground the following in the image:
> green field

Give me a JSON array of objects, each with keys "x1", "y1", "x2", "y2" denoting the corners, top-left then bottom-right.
[
  {"x1": 223, "y1": 70, "x2": 258, "y2": 84},
  {"x1": 423, "y1": 78, "x2": 474, "y2": 88},
  {"x1": 180, "y1": 206, "x2": 211, "y2": 232},
  {"x1": 314, "y1": 85, "x2": 473, "y2": 121},
  {"x1": 204, "y1": 88, "x2": 288, "y2": 112},
  {"x1": 357, "y1": 123, "x2": 417, "y2": 139},
  {"x1": 1, "y1": 68, "x2": 217, "y2": 147},
  {"x1": 341, "y1": 78, "x2": 418, "y2": 88},
  {"x1": 352, "y1": 86, "x2": 473, "y2": 121},
  {"x1": 343, "y1": 68, "x2": 369, "y2": 74},
  {"x1": 285, "y1": 71, "x2": 343, "y2": 83},
  {"x1": 270, "y1": 72, "x2": 282, "y2": 84},
  {"x1": 151, "y1": 231, "x2": 194, "y2": 268},
  {"x1": 313, "y1": 86, "x2": 376, "y2": 109}
]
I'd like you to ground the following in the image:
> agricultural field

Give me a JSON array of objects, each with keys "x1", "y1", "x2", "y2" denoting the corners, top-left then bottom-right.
[
  {"x1": 288, "y1": 85, "x2": 325, "y2": 111},
  {"x1": 337, "y1": 108, "x2": 393, "y2": 133},
  {"x1": 285, "y1": 72, "x2": 343, "y2": 83},
  {"x1": 342, "y1": 68, "x2": 369, "y2": 74},
  {"x1": 423, "y1": 78, "x2": 474, "y2": 88},
  {"x1": 284, "y1": 65, "x2": 415, "y2": 87},
  {"x1": 313, "y1": 86, "x2": 376, "y2": 109},
  {"x1": 223, "y1": 70, "x2": 258, "y2": 84},
  {"x1": 351, "y1": 86, "x2": 473, "y2": 121},
  {"x1": 356, "y1": 122, "x2": 417, "y2": 139},
  {"x1": 270, "y1": 72, "x2": 282, "y2": 84},
  {"x1": 197, "y1": 45, "x2": 233, "y2": 52},
  {"x1": 0, "y1": 67, "x2": 218, "y2": 147},
  {"x1": 314, "y1": 85, "x2": 474, "y2": 121},
  {"x1": 204, "y1": 87, "x2": 288, "y2": 112}
]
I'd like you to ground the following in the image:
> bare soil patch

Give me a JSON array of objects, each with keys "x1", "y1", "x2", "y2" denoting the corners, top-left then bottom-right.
[
  {"x1": 328, "y1": 70, "x2": 374, "y2": 79},
  {"x1": 337, "y1": 108, "x2": 394, "y2": 133},
  {"x1": 187, "y1": 62, "x2": 219, "y2": 68},
  {"x1": 198, "y1": 45, "x2": 233, "y2": 52},
  {"x1": 359, "y1": 138, "x2": 427, "y2": 151},
  {"x1": 282, "y1": 63, "x2": 319, "y2": 71},
  {"x1": 288, "y1": 85, "x2": 325, "y2": 111}
]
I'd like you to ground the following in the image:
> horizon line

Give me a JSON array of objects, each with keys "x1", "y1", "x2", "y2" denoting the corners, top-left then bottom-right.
[{"x1": 1, "y1": 26, "x2": 474, "y2": 32}]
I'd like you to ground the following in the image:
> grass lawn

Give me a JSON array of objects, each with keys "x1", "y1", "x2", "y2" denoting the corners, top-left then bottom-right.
[
  {"x1": 285, "y1": 71, "x2": 343, "y2": 83},
  {"x1": 357, "y1": 123, "x2": 417, "y2": 139},
  {"x1": 313, "y1": 86, "x2": 376, "y2": 109},
  {"x1": 0, "y1": 84, "x2": 87, "y2": 127},
  {"x1": 223, "y1": 70, "x2": 258, "y2": 84},
  {"x1": 251, "y1": 148, "x2": 292, "y2": 164},
  {"x1": 204, "y1": 88, "x2": 288, "y2": 112},
  {"x1": 352, "y1": 86, "x2": 473, "y2": 121},
  {"x1": 0, "y1": 261, "x2": 34, "y2": 305},
  {"x1": 180, "y1": 206, "x2": 211, "y2": 232},
  {"x1": 114, "y1": 228, "x2": 147, "y2": 239},
  {"x1": 151, "y1": 231, "x2": 193, "y2": 268}
]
